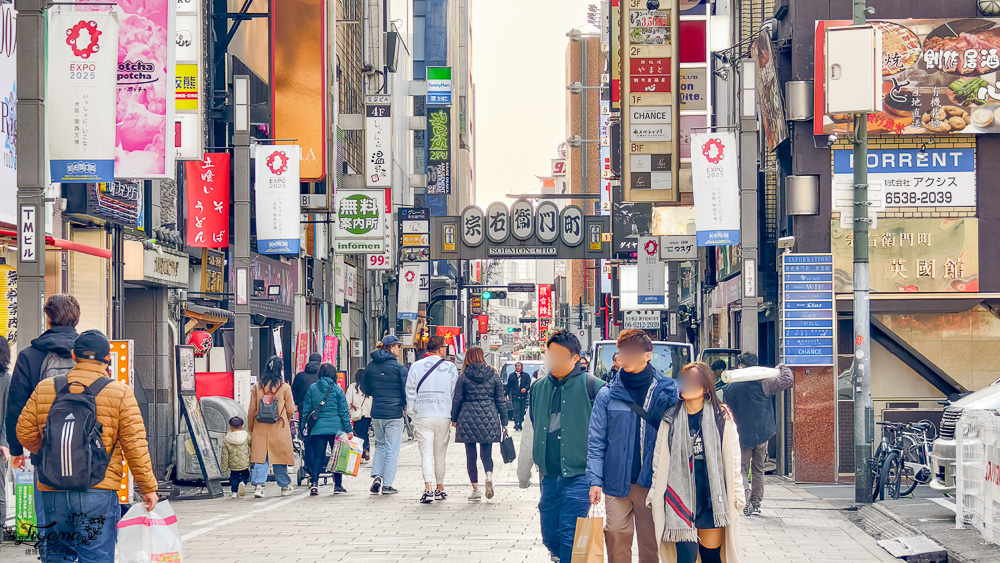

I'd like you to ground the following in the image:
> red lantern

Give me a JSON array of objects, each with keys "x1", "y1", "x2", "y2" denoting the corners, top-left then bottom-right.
[{"x1": 187, "y1": 330, "x2": 213, "y2": 357}]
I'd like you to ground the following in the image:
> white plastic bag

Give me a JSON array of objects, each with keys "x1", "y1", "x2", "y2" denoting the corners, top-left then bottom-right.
[
  {"x1": 721, "y1": 366, "x2": 780, "y2": 384},
  {"x1": 117, "y1": 500, "x2": 183, "y2": 562}
]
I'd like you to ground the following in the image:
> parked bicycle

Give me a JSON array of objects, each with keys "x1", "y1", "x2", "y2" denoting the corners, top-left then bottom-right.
[{"x1": 873, "y1": 419, "x2": 937, "y2": 501}]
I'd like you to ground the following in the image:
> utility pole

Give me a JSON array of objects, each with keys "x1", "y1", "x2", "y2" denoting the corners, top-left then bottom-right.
[
  {"x1": 16, "y1": 0, "x2": 47, "y2": 346},
  {"x1": 232, "y1": 75, "x2": 252, "y2": 386},
  {"x1": 852, "y1": 0, "x2": 873, "y2": 503},
  {"x1": 740, "y1": 60, "x2": 759, "y2": 354}
]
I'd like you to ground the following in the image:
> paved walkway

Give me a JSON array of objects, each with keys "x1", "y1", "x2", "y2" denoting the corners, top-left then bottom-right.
[{"x1": 2, "y1": 432, "x2": 897, "y2": 562}]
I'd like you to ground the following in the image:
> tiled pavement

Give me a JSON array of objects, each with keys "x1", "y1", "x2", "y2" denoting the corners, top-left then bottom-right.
[{"x1": 2, "y1": 432, "x2": 897, "y2": 562}]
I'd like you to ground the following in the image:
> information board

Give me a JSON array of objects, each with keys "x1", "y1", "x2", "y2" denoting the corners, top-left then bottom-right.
[{"x1": 781, "y1": 254, "x2": 835, "y2": 366}]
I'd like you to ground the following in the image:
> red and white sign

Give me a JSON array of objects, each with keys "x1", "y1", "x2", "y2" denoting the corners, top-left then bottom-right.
[
  {"x1": 294, "y1": 332, "x2": 310, "y2": 374},
  {"x1": 322, "y1": 335, "x2": 337, "y2": 364},
  {"x1": 478, "y1": 315, "x2": 489, "y2": 334},
  {"x1": 185, "y1": 153, "x2": 230, "y2": 247},
  {"x1": 629, "y1": 58, "x2": 671, "y2": 93},
  {"x1": 551, "y1": 159, "x2": 567, "y2": 177},
  {"x1": 537, "y1": 284, "x2": 553, "y2": 318}
]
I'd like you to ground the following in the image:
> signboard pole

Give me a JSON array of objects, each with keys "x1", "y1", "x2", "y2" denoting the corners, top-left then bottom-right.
[
  {"x1": 852, "y1": 0, "x2": 873, "y2": 505},
  {"x1": 233, "y1": 76, "x2": 253, "y2": 387}
]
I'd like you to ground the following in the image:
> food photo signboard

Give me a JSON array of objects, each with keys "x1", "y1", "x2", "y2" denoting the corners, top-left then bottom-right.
[{"x1": 816, "y1": 18, "x2": 1000, "y2": 135}]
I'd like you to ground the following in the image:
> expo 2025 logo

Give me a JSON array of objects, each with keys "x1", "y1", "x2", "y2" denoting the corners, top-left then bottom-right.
[
  {"x1": 66, "y1": 20, "x2": 102, "y2": 59},
  {"x1": 644, "y1": 239, "x2": 658, "y2": 256},
  {"x1": 266, "y1": 150, "x2": 290, "y2": 175},
  {"x1": 404, "y1": 270, "x2": 416, "y2": 283},
  {"x1": 701, "y1": 138, "x2": 725, "y2": 165}
]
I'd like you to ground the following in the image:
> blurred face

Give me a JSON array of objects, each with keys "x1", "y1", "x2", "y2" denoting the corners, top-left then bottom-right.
[
  {"x1": 390, "y1": 343, "x2": 401, "y2": 357},
  {"x1": 545, "y1": 343, "x2": 580, "y2": 378},
  {"x1": 612, "y1": 354, "x2": 622, "y2": 370},
  {"x1": 618, "y1": 346, "x2": 651, "y2": 374},
  {"x1": 679, "y1": 367, "x2": 707, "y2": 400},
  {"x1": 515, "y1": 363, "x2": 523, "y2": 372}
]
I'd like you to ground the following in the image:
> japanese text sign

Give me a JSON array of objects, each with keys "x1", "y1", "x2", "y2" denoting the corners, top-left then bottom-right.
[
  {"x1": 185, "y1": 153, "x2": 230, "y2": 248},
  {"x1": 691, "y1": 132, "x2": 740, "y2": 246}
]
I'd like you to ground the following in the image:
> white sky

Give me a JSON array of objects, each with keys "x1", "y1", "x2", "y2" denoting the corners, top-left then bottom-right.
[{"x1": 471, "y1": 0, "x2": 595, "y2": 206}]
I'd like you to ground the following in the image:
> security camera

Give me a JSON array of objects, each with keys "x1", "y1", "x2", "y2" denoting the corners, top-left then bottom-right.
[
  {"x1": 778, "y1": 236, "x2": 796, "y2": 250},
  {"x1": 827, "y1": 134, "x2": 838, "y2": 147},
  {"x1": 646, "y1": 0, "x2": 660, "y2": 9},
  {"x1": 866, "y1": 6, "x2": 875, "y2": 15}
]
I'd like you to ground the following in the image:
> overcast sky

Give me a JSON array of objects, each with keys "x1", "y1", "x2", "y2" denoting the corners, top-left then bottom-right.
[{"x1": 471, "y1": 0, "x2": 595, "y2": 206}]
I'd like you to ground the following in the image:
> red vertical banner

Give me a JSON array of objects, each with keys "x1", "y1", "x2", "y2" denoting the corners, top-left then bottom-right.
[
  {"x1": 185, "y1": 153, "x2": 230, "y2": 247},
  {"x1": 294, "y1": 332, "x2": 310, "y2": 373},
  {"x1": 478, "y1": 315, "x2": 489, "y2": 334},
  {"x1": 538, "y1": 285, "x2": 553, "y2": 343},
  {"x1": 322, "y1": 336, "x2": 337, "y2": 364}
]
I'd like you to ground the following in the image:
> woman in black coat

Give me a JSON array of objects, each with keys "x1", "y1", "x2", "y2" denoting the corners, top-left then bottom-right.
[{"x1": 451, "y1": 346, "x2": 508, "y2": 501}]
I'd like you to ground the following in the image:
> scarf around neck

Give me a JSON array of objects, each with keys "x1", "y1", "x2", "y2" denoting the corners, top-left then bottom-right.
[{"x1": 662, "y1": 399, "x2": 731, "y2": 542}]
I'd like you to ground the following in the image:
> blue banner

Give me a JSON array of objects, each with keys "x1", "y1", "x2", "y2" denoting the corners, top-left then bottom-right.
[{"x1": 696, "y1": 229, "x2": 740, "y2": 246}]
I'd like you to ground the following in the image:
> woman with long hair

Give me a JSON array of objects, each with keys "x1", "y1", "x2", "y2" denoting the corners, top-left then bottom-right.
[
  {"x1": 647, "y1": 362, "x2": 743, "y2": 563},
  {"x1": 451, "y1": 346, "x2": 508, "y2": 501},
  {"x1": 346, "y1": 368, "x2": 372, "y2": 460},
  {"x1": 247, "y1": 356, "x2": 297, "y2": 498}
]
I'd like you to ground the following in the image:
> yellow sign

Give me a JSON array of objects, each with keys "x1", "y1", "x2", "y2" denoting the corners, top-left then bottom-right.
[
  {"x1": 175, "y1": 64, "x2": 199, "y2": 111},
  {"x1": 443, "y1": 224, "x2": 456, "y2": 251},
  {"x1": 110, "y1": 340, "x2": 135, "y2": 502},
  {"x1": 403, "y1": 233, "x2": 430, "y2": 247},
  {"x1": 831, "y1": 218, "x2": 979, "y2": 293},
  {"x1": 0, "y1": 264, "x2": 16, "y2": 345}
]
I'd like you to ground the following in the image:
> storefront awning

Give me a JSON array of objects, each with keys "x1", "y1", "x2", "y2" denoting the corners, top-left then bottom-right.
[
  {"x1": 182, "y1": 303, "x2": 234, "y2": 334},
  {"x1": 0, "y1": 229, "x2": 112, "y2": 259}
]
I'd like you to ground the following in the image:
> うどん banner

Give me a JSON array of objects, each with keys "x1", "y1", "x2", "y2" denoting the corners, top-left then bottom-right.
[{"x1": 816, "y1": 18, "x2": 1000, "y2": 135}]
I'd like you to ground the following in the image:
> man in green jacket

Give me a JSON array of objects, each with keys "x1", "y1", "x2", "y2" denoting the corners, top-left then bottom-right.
[{"x1": 530, "y1": 330, "x2": 603, "y2": 562}]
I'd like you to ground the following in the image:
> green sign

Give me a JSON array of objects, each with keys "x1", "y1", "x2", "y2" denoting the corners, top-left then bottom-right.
[
  {"x1": 334, "y1": 306, "x2": 343, "y2": 337},
  {"x1": 334, "y1": 189, "x2": 386, "y2": 253}
]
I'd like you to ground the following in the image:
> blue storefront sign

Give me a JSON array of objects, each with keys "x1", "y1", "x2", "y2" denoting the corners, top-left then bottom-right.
[{"x1": 781, "y1": 254, "x2": 835, "y2": 366}]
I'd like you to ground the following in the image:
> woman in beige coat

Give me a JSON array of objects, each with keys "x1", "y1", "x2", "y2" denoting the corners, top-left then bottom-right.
[
  {"x1": 248, "y1": 356, "x2": 296, "y2": 498},
  {"x1": 647, "y1": 362, "x2": 744, "y2": 563}
]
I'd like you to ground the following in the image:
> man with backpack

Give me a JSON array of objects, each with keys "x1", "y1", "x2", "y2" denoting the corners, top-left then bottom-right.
[
  {"x1": 405, "y1": 335, "x2": 459, "y2": 504},
  {"x1": 529, "y1": 329, "x2": 604, "y2": 562},
  {"x1": 4, "y1": 294, "x2": 81, "y2": 460},
  {"x1": 16, "y1": 330, "x2": 158, "y2": 561}
]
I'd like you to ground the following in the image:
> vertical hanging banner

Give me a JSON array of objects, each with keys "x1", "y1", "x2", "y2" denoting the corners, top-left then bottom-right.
[
  {"x1": 254, "y1": 145, "x2": 302, "y2": 254},
  {"x1": 397, "y1": 264, "x2": 421, "y2": 320},
  {"x1": 426, "y1": 107, "x2": 451, "y2": 195},
  {"x1": 174, "y1": 0, "x2": 204, "y2": 160},
  {"x1": 185, "y1": 153, "x2": 230, "y2": 247},
  {"x1": 48, "y1": 8, "x2": 118, "y2": 183},
  {"x1": 638, "y1": 236, "x2": 664, "y2": 305},
  {"x1": 365, "y1": 95, "x2": 392, "y2": 187},
  {"x1": 691, "y1": 132, "x2": 740, "y2": 246},
  {"x1": 103, "y1": 0, "x2": 176, "y2": 178},
  {"x1": 0, "y1": 3, "x2": 15, "y2": 225}
]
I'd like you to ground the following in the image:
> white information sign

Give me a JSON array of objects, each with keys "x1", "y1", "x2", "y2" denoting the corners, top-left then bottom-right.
[
  {"x1": 365, "y1": 95, "x2": 392, "y2": 187},
  {"x1": 832, "y1": 148, "x2": 975, "y2": 208},
  {"x1": 691, "y1": 132, "x2": 740, "y2": 246}
]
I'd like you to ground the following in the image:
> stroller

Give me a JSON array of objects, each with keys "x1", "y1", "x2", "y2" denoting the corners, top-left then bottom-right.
[{"x1": 293, "y1": 421, "x2": 337, "y2": 486}]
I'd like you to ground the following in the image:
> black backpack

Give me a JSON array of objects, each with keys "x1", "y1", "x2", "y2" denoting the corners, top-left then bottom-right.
[{"x1": 37, "y1": 375, "x2": 113, "y2": 490}]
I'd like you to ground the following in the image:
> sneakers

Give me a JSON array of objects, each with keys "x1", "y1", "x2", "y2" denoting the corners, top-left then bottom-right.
[
  {"x1": 381, "y1": 486, "x2": 399, "y2": 495},
  {"x1": 310, "y1": 484, "x2": 319, "y2": 496},
  {"x1": 230, "y1": 491, "x2": 239, "y2": 499},
  {"x1": 280, "y1": 486, "x2": 293, "y2": 496},
  {"x1": 254, "y1": 485, "x2": 264, "y2": 498},
  {"x1": 485, "y1": 480, "x2": 495, "y2": 500},
  {"x1": 334, "y1": 485, "x2": 347, "y2": 494},
  {"x1": 420, "y1": 491, "x2": 435, "y2": 504},
  {"x1": 744, "y1": 502, "x2": 761, "y2": 516},
  {"x1": 469, "y1": 490, "x2": 483, "y2": 501},
  {"x1": 370, "y1": 476, "x2": 383, "y2": 495},
  {"x1": 238, "y1": 481, "x2": 246, "y2": 497},
  {"x1": 434, "y1": 490, "x2": 448, "y2": 501}
]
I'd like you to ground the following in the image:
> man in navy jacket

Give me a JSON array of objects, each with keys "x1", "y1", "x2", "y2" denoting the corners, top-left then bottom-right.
[{"x1": 586, "y1": 330, "x2": 679, "y2": 563}]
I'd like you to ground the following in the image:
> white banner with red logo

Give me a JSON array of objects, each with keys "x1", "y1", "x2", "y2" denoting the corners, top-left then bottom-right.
[
  {"x1": 397, "y1": 264, "x2": 421, "y2": 320},
  {"x1": 691, "y1": 132, "x2": 740, "y2": 246},
  {"x1": 0, "y1": 4, "x2": 15, "y2": 225},
  {"x1": 638, "y1": 236, "x2": 664, "y2": 305},
  {"x1": 48, "y1": 9, "x2": 118, "y2": 183},
  {"x1": 254, "y1": 144, "x2": 301, "y2": 254}
]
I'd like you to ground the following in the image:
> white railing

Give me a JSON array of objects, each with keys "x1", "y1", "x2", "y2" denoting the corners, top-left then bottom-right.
[{"x1": 955, "y1": 408, "x2": 1000, "y2": 545}]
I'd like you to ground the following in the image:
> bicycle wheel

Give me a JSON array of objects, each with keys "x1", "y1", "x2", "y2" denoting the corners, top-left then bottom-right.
[
  {"x1": 879, "y1": 451, "x2": 903, "y2": 501},
  {"x1": 896, "y1": 436, "x2": 919, "y2": 496},
  {"x1": 870, "y1": 444, "x2": 888, "y2": 502}
]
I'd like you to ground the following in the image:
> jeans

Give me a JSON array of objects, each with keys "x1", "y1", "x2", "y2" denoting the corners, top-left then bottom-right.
[
  {"x1": 353, "y1": 416, "x2": 373, "y2": 454},
  {"x1": 464, "y1": 443, "x2": 494, "y2": 484},
  {"x1": 305, "y1": 434, "x2": 343, "y2": 487},
  {"x1": 37, "y1": 488, "x2": 120, "y2": 563},
  {"x1": 250, "y1": 456, "x2": 291, "y2": 488},
  {"x1": 741, "y1": 441, "x2": 768, "y2": 504},
  {"x1": 371, "y1": 418, "x2": 404, "y2": 486},
  {"x1": 229, "y1": 469, "x2": 250, "y2": 493},
  {"x1": 539, "y1": 474, "x2": 591, "y2": 562},
  {"x1": 413, "y1": 417, "x2": 451, "y2": 485}
]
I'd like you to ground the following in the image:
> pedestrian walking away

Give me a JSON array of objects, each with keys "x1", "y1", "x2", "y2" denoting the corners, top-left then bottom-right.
[
  {"x1": 16, "y1": 330, "x2": 158, "y2": 562},
  {"x1": 220, "y1": 416, "x2": 252, "y2": 498},
  {"x1": 363, "y1": 335, "x2": 408, "y2": 495},
  {"x1": 292, "y1": 353, "x2": 323, "y2": 425},
  {"x1": 506, "y1": 362, "x2": 531, "y2": 431},
  {"x1": 648, "y1": 362, "x2": 744, "y2": 563},
  {"x1": 248, "y1": 356, "x2": 297, "y2": 498},
  {"x1": 722, "y1": 351, "x2": 794, "y2": 516},
  {"x1": 587, "y1": 330, "x2": 679, "y2": 563},
  {"x1": 0, "y1": 339, "x2": 12, "y2": 530},
  {"x1": 530, "y1": 329, "x2": 604, "y2": 562},
  {"x1": 347, "y1": 369, "x2": 373, "y2": 461},
  {"x1": 303, "y1": 363, "x2": 353, "y2": 496},
  {"x1": 452, "y1": 346, "x2": 507, "y2": 501},
  {"x1": 406, "y1": 335, "x2": 460, "y2": 503}
]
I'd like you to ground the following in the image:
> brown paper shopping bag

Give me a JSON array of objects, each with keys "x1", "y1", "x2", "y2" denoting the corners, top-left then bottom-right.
[{"x1": 571, "y1": 506, "x2": 605, "y2": 563}]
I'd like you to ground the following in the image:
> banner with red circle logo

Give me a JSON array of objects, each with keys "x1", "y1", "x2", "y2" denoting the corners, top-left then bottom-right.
[
  {"x1": 691, "y1": 132, "x2": 740, "y2": 246},
  {"x1": 254, "y1": 144, "x2": 301, "y2": 254}
]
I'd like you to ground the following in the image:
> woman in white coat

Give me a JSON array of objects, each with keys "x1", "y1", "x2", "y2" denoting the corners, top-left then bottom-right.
[
  {"x1": 647, "y1": 362, "x2": 744, "y2": 563},
  {"x1": 346, "y1": 369, "x2": 373, "y2": 461}
]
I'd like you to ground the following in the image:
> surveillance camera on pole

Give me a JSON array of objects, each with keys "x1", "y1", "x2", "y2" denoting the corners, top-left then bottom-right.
[{"x1": 567, "y1": 135, "x2": 583, "y2": 148}]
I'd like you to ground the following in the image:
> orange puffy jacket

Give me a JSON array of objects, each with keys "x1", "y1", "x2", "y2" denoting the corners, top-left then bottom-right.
[{"x1": 16, "y1": 361, "x2": 158, "y2": 494}]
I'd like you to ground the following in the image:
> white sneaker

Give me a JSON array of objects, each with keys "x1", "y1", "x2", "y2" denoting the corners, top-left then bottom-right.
[
  {"x1": 238, "y1": 481, "x2": 246, "y2": 497},
  {"x1": 280, "y1": 486, "x2": 294, "y2": 496},
  {"x1": 230, "y1": 491, "x2": 239, "y2": 499},
  {"x1": 254, "y1": 485, "x2": 264, "y2": 498}
]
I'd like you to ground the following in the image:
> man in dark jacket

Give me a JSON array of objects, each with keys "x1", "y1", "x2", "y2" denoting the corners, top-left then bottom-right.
[
  {"x1": 5, "y1": 294, "x2": 80, "y2": 460},
  {"x1": 587, "y1": 330, "x2": 678, "y2": 563},
  {"x1": 506, "y1": 362, "x2": 531, "y2": 431},
  {"x1": 722, "y1": 351, "x2": 794, "y2": 516},
  {"x1": 530, "y1": 330, "x2": 604, "y2": 563},
  {"x1": 292, "y1": 353, "x2": 323, "y2": 416},
  {"x1": 362, "y1": 335, "x2": 408, "y2": 495}
]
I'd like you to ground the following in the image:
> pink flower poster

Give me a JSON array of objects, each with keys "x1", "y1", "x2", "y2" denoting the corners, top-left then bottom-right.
[{"x1": 84, "y1": 0, "x2": 175, "y2": 178}]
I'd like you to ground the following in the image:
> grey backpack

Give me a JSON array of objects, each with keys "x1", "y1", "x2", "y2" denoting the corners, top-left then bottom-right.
[{"x1": 40, "y1": 351, "x2": 75, "y2": 381}]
